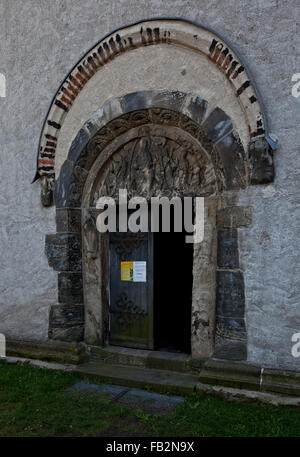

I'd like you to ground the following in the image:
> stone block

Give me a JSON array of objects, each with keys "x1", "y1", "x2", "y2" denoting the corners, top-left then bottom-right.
[
  {"x1": 74, "y1": 136, "x2": 105, "y2": 171},
  {"x1": 49, "y1": 304, "x2": 84, "y2": 327},
  {"x1": 122, "y1": 90, "x2": 150, "y2": 112},
  {"x1": 198, "y1": 359, "x2": 260, "y2": 390},
  {"x1": 49, "y1": 326, "x2": 84, "y2": 342},
  {"x1": 202, "y1": 107, "x2": 233, "y2": 143},
  {"x1": 217, "y1": 206, "x2": 252, "y2": 228},
  {"x1": 67, "y1": 127, "x2": 90, "y2": 164},
  {"x1": 217, "y1": 229, "x2": 239, "y2": 269},
  {"x1": 56, "y1": 208, "x2": 82, "y2": 233},
  {"x1": 58, "y1": 272, "x2": 83, "y2": 304},
  {"x1": 213, "y1": 339, "x2": 247, "y2": 361},
  {"x1": 6, "y1": 339, "x2": 87, "y2": 364},
  {"x1": 216, "y1": 271, "x2": 245, "y2": 318},
  {"x1": 45, "y1": 233, "x2": 82, "y2": 272},
  {"x1": 182, "y1": 94, "x2": 208, "y2": 125},
  {"x1": 148, "y1": 90, "x2": 187, "y2": 112},
  {"x1": 214, "y1": 132, "x2": 248, "y2": 189},
  {"x1": 216, "y1": 316, "x2": 246, "y2": 342},
  {"x1": 55, "y1": 160, "x2": 88, "y2": 208},
  {"x1": 261, "y1": 368, "x2": 300, "y2": 396},
  {"x1": 248, "y1": 137, "x2": 275, "y2": 184}
]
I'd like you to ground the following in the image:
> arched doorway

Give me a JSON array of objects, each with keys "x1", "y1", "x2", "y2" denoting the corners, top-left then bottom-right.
[
  {"x1": 82, "y1": 116, "x2": 219, "y2": 353},
  {"x1": 45, "y1": 90, "x2": 257, "y2": 359},
  {"x1": 41, "y1": 18, "x2": 276, "y2": 362}
]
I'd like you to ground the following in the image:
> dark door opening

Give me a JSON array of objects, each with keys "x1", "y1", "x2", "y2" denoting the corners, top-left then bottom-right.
[{"x1": 154, "y1": 210, "x2": 193, "y2": 354}]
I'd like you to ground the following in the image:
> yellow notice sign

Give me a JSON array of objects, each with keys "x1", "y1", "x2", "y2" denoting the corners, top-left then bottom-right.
[
  {"x1": 121, "y1": 261, "x2": 147, "y2": 282},
  {"x1": 121, "y1": 261, "x2": 134, "y2": 281}
]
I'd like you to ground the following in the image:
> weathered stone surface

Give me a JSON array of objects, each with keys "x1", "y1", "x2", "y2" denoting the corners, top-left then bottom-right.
[
  {"x1": 213, "y1": 340, "x2": 247, "y2": 361},
  {"x1": 6, "y1": 339, "x2": 87, "y2": 364},
  {"x1": 261, "y1": 368, "x2": 300, "y2": 396},
  {"x1": 55, "y1": 160, "x2": 88, "y2": 208},
  {"x1": 248, "y1": 138, "x2": 274, "y2": 184},
  {"x1": 56, "y1": 208, "x2": 82, "y2": 233},
  {"x1": 202, "y1": 107, "x2": 233, "y2": 143},
  {"x1": 216, "y1": 316, "x2": 247, "y2": 340},
  {"x1": 198, "y1": 359, "x2": 261, "y2": 391},
  {"x1": 45, "y1": 234, "x2": 82, "y2": 272},
  {"x1": 92, "y1": 125, "x2": 217, "y2": 201},
  {"x1": 216, "y1": 271, "x2": 245, "y2": 318},
  {"x1": 217, "y1": 229, "x2": 239, "y2": 269},
  {"x1": 58, "y1": 272, "x2": 83, "y2": 304},
  {"x1": 40, "y1": 175, "x2": 55, "y2": 207},
  {"x1": 217, "y1": 206, "x2": 252, "y2": 228},
  {"x1": 122, "y1": 90, "x2": 187, "y2": 113},
  {"x1": 66, "y1": 128, "x2": 90, "y2": 166},
  {"x1": 182, "y1": 95, "x2": 208, "y2": 125},
  {"x1": 49, "y1": 326, "x2": 84, "y2": 342},
  {"x1": 191, "y1": 197, "x2": 217, "y2": 357},
  {"x1": 214, "y1": 132, "x2": 248, "y2": 190},
  {"x1": 49, "y1": 304, "x2": 84, "y2": 327}
]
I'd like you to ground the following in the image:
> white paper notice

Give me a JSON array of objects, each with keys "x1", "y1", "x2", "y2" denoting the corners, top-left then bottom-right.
[{"x1": 133, "y1": 261, "x2": 147, "y2": 282}]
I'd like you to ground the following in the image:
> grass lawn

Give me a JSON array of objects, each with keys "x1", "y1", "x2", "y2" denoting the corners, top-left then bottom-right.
[{"x1": 0, "y1": 360, "x2": 299, "y2": 437}]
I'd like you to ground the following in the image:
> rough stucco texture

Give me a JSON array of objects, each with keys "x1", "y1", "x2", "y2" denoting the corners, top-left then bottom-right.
[{"x1": 0, "y1": 0, "x2": 299, "y2": 369}]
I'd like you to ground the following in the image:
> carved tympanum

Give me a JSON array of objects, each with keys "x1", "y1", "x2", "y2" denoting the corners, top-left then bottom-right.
[{"x1": 93, "y1": 132, "x2": 216, "y2": 202}]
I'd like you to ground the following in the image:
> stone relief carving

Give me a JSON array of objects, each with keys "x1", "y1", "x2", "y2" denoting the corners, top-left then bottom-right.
[{"x1": 92, "y1": 132, "x2": 216, "y2": 203}]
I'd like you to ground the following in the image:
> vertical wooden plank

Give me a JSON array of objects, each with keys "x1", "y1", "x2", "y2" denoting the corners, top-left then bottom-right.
[{"x1": 109, "y1": 230, "x2": 154, "y2": 349}]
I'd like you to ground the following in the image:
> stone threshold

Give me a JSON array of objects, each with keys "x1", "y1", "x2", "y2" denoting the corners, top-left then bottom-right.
[
  {"x1": 3, "y1": 356, "x2": 300, "y2": 408},
  {"x1": 6, "y1": 340, "x2": 300, "y2": 399},
  {"x1": 88, "y1": 345, "x2": 300, "y2": 397},
  {"x1": 88, "y1": 344, "x2": 193, "y2": 373}
]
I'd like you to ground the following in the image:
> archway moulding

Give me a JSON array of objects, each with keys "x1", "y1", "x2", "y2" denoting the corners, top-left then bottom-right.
[
  {"x1": 45, "y1": 93, "x2": 253, "y2": 359},
  {"x1": 34, "y1": 17, "x2": 277, "y2": 206},
  {"x1": 54, "y1": 97, "x2": 251, "y2": 210}
]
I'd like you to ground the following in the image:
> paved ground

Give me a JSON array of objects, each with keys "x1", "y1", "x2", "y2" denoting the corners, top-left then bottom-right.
[{"x1": 67, "y1": 381, "x2": 184, "y2": 415}]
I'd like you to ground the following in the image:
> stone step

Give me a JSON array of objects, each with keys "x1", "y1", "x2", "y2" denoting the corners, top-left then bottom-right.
[
  {"x1": 73, "y1": 361, "x2": 199, "y2": 396},
  {"x1": 5, "y1": 356, "x2": 300, "y2": 407},
  {"x1": 88, "y1": 345, "x2": 193, "y2": 373},
  {"x1": 87, "y1": 347, "x2": 300, "y2": 397},
  {"x1": 71, "y1": 360, "x2": 300, "y2": 404},
  {"x1": 7, "y1": 339, "x2": 87, "y2": 365}
]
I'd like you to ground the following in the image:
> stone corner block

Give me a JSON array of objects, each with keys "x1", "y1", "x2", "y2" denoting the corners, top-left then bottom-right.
[{"x1": 45, "y1": 233, "x2": 82, "y2": 272}]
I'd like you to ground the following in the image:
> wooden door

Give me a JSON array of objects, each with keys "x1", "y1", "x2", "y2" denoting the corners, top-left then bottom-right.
[{"x1": 109, "y1": 231, "x2": 154, "y2": 349}]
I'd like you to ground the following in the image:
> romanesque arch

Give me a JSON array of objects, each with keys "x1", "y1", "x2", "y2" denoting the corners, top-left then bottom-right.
[
  {"x1": 41, "y1": 18, "x2": 277, "y2": 362},
  {"x1": 45, "y1": 90, "x2": 256, "y2": 360},
  {"x1": 34, "y1": 18, "x2": 276, "y2": 207}
]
